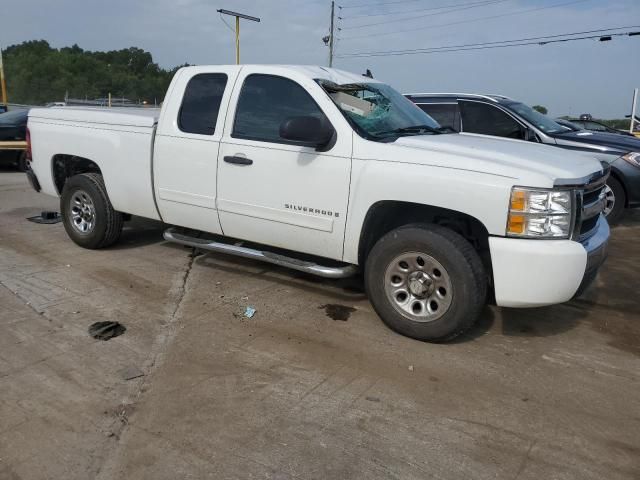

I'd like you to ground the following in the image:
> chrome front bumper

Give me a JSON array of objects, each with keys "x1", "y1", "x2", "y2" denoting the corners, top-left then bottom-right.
[{"x1": 574, "y1": 216, "x2": 609, "y2": 297}]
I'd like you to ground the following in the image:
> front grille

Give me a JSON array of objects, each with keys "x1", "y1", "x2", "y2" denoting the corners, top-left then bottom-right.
[
  {"x1": 574, "y1": 167, "x2": 609, "y2": 241},
  {"x1": 579, "y1": 215, "x2": 599, "y2": 236}
]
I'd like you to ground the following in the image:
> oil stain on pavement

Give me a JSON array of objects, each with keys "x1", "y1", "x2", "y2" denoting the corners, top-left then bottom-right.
[{"x1": 319, "y1": 304, "x2": 356, "y2": 321}]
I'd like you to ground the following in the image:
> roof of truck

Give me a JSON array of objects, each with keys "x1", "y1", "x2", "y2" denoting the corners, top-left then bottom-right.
[{"x1": 178, "y1": 65, "x2": 382, "y2": 85}]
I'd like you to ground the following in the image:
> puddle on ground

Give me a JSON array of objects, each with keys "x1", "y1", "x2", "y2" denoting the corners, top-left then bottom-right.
[
  {"x1": 89, "y1": 321, "x2": 126, "y2": 341},
  {"x1": 319, "y1": 304, "x2": 356, "y2": 321}
]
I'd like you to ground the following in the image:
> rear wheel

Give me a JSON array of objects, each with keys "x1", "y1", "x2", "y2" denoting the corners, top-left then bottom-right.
[
  {"x1": 365, "y1": 224, "x2": 486, "y2": 342},
  {"x1": 60, "y1": 173, "x2": 123, "y2": 249},
  {"x1": 603, "y1": 176, "x2": 625, "y2": 224}
]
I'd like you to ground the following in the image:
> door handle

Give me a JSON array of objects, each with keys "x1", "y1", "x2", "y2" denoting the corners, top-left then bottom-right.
[{"x1": 224, "y1": 156, "x2": 253, "y2": 166}]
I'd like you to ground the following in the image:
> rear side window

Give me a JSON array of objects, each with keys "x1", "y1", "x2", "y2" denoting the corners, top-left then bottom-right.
[
  {"x1": 459, "y1": 101, "x2": 525, "y2": 139},
  {"x1": 233, "y1": 74, "x2": 327, "y2": 144},
  {"x1": 179, "y1": 73, "x2": 228, "y2": 135},
  {"x1": 416, "y1": 103, "x2": 459, "y2": 131}
]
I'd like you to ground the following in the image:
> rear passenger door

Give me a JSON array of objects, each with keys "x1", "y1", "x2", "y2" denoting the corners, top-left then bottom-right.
[
  {"x1": 154, "y1": 67, "x2": 238, "y2": 233},
  {"x1": 415, "y1": 103, "x2": 460, "y2": 131},
  {"x1": 458, "y1": 100, "x2": 526, "y2": 140}
]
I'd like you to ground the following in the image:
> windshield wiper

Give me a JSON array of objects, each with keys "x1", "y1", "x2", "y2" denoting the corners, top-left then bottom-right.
[{"x1": 375, "y1": 124, "x2": 442, "y2": 137}]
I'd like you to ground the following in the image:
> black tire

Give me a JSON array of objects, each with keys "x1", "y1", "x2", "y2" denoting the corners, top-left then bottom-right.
[
  {"x1": 364, "y1": 224, "x2": 486, "y2": 342},
  {"x1": 17, "y1": 151, "x2": 28, "y2": 172},
  {"x1": 60, "y1": 173, "x2": 123, "y2": 249},
  {"x1": 604, "y1": 176, "x2": 625, "y2": 225}
]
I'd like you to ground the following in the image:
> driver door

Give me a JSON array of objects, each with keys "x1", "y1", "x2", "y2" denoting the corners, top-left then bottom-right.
[{"x1": 217, "y1": 67, "x2": 352, "y2": 260}]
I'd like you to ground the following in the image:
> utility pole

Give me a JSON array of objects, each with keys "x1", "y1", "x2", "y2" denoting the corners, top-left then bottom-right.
[
  {"x1": 329, "y1": 1, "x2": 335, "y2": 67},
  {"x1": 0, "y1": 48, "x2": 8, "y2": 106},
  {"x1": 217, "y1": 9, "x2": 261, "y2": 65},
  {"x1": 630, "y1": 88, "x2": 638, "y2": 135}
]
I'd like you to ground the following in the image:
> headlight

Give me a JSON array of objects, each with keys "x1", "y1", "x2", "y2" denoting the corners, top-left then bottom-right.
[
  {"x1": 622, "y1": 152, "x2": 640, "y2": 168},
  {"x1": 506, "y1": 187, "x2": 574, "y2": 238}
]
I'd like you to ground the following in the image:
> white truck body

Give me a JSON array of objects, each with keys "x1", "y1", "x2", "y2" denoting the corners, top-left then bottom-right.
[{"x1": 27, "y1": 65, "x2": 609, "y2": 322}]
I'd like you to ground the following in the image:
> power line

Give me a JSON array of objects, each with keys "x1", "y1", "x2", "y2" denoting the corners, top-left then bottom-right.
[
  {"x1": 335, "y1": 28, "x2": 640, "y2": 58},
  {"x1": 341, "y1": 0, "x2": 587, "y2": 40},
  {"x1": 341, "y1": 0, "x2": 448, "y2": 10},
  {"x1": 341, "y1": 0, "x2": 511, "y2": 30},
  {"x1": 338, "y1": 26, "x2": 639, "y2": 56},
  {"x1": 341, "y1": 0, "x2": 509, "y2": 20}
]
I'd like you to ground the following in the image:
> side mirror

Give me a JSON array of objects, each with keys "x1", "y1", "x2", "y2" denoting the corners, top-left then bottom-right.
[
  {"x1": 525, "y1": 128, "x2": 538, "y2": 142},
  {"x1": 279, "y1": 116, "x2": 334, "y2": 149}
]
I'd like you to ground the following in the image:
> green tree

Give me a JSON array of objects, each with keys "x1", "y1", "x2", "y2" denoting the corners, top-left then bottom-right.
[
  {"x1": 532, "y1": 105, "x2": 548, "y2": 115},
  {"x1": 3, "y1": 40, "x2": 180, "y2": 105}
]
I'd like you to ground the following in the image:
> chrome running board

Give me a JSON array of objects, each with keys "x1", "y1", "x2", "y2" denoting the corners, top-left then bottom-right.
[{"x1": 163, "y1": 228, "x2": 358, "y2": 279}]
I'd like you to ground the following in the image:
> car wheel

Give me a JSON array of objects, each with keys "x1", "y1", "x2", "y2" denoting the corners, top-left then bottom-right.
[
  {"x1": 60, "y1": 173, "x2": 124, "y2": 249},
  {"x1": 16, "y1": 151, "x2": 28, "y2": 172},
  {"x1": 364, "y1": 224, "x2": 487, "y2": 342},
  {"x1": 603, "y1": 176, "x2": 625, "y2": 224}
]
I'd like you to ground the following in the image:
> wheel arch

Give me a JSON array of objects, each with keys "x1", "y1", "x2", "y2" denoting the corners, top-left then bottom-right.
[
  {"x1": 357, "y1": 200, "x2": 493, "y2": 275},
  {"x1": 52, "y1": 154, "x2": 103, "y2": 195}
]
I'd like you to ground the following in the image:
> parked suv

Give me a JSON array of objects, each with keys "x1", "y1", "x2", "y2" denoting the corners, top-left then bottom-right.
[{"x1": 406, "y1": 93, "x2": 640, "y2": 223}]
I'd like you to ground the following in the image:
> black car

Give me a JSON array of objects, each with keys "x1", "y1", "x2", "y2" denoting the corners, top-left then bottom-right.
[
  {"x1": 567, "y1": 118, "x2": 635, "y2": 137},
  {"x1": 405, "y1": 93, "x2": 640, "y2": 223},
  {"x1": 0, "y1": 109, "x2": 29, "y2": 171},
  {"x1": 0, "y1": 104, "x2": 7, "y2": 114}
]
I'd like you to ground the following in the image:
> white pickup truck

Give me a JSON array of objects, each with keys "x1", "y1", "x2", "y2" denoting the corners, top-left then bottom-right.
[{"x1": 26, "y1": 65, "x2": 609, "y2": 342}]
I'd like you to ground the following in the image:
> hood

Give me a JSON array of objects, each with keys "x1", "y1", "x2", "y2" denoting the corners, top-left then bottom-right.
[
  {"x1": 354, "y1": 132, "x2": 604, "y2": 188},
  {"x1": 551, "y1": 130, "x2": 640, "y2": 156}
]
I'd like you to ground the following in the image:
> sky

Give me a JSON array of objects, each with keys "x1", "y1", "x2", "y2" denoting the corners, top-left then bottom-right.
[{"x1": 2, "y1": 0, "x2": 639, "y2": 118}]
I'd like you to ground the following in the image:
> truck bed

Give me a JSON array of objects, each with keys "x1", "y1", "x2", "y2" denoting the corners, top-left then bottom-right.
[
  {"x1": 29, "y1": 106, "x2": 160, "y2": 128},
  {"x1": 28, "y1": 106, "x2": 162, "y2": 220}
]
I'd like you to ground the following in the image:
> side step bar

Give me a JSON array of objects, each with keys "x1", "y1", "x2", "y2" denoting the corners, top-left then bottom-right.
[{"x1": 163, "y1": 228, "x2": 358, "y2": 279}]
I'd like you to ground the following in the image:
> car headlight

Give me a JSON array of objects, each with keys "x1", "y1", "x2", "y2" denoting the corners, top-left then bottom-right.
[
  {"x1": 622, "y1": 152, "x2": 640, "y2": 168},
  {"x1": 506, "y1": 187, "x2": 574, "y2": 238}
]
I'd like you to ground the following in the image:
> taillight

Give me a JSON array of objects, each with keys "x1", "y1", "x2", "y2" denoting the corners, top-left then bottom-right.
[{"x1": 25, "y1": 127, "x2": 32, "y2": 161}]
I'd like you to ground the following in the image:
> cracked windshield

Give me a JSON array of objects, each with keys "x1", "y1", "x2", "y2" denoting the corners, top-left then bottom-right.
[{"x1": 320, "y1": 81, "x2": 444, "y2": 140}]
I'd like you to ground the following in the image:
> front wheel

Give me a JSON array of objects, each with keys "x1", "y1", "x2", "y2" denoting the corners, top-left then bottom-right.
[
  {"x1": 603, "y1": 177, "x2": 625, "y2": 224},
  {"x1": 60, "y1": 173, "x2": 124, "y2": 249},
  {"x1": 365, "y1": 224, "x2": 487, "y2": 342}
]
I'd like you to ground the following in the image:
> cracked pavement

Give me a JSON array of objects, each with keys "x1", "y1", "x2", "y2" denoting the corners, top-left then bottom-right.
[{"x1": 1, "y1": 169, "x2": 639, "y2": 479}]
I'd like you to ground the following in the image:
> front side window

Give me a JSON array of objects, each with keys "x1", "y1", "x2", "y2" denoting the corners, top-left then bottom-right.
[
  {"x1": 179, "y1": 73, "x2": 228, "y2": 135},
  {"x1": 320, "y1": 81, "x2": 443, "y2": 141},
  {"x1": 502, "y1": 101, "x2": 565, "y2": 134},
  {"x1": 233, "y1": 74, "x2": 327, "y2": 143},
  {"x1": 459, "y1": 101, "x2": 525, "y2": 139}
]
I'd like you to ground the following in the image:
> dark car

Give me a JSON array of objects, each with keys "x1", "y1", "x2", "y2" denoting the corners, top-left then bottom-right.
[
  {"x1": 554, "y1": 118, "x2": 583, "y2": 131},
  {"x1": 568, "y1": 118, "x2": 636, "y2": 137},
  {"x1": 0, "y1": 104, "x2": 7, "y2": 114},
  {"x1": 0, "y1": 109, "x2": 29, "y2": 171},
  {"x1": 405, "y1": 93, "x2": 640, "y2": 223}
]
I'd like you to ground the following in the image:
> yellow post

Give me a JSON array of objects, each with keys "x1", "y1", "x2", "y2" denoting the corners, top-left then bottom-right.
[
  {"x1": 235, "y1": 16, "x2": 240, "y2": 65},
  {"x1": 0, "y1": 48, "x2": 8, "y2": 105}
]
